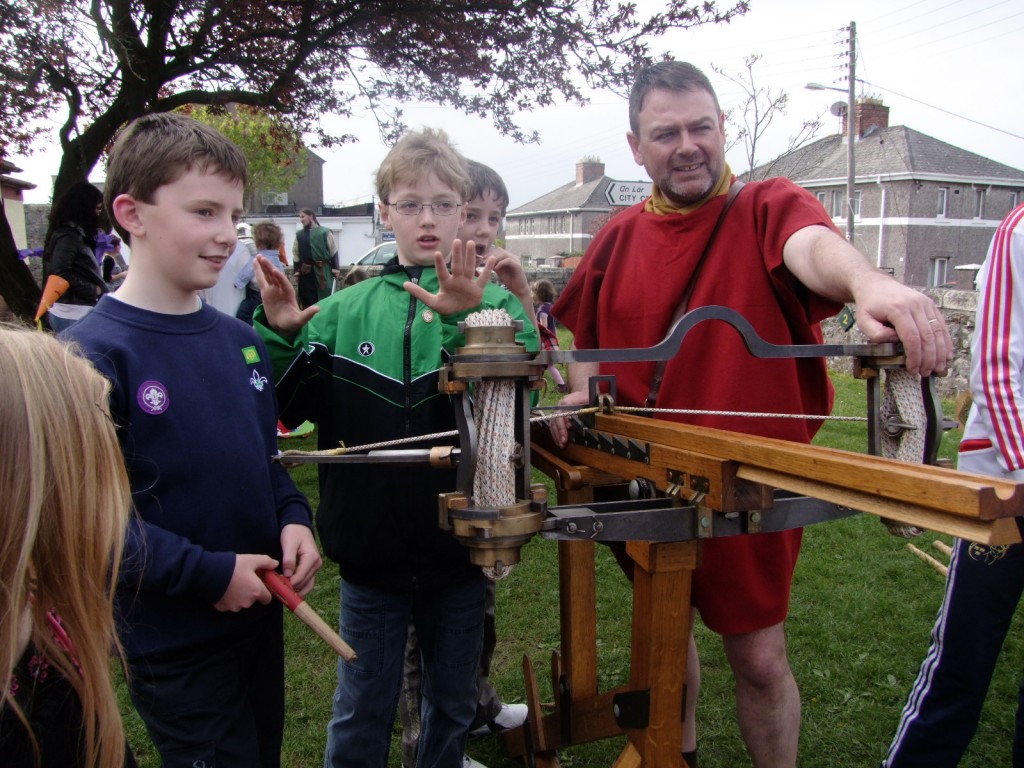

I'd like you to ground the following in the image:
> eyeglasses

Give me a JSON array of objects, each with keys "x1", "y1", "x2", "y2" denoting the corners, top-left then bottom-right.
[{"x1": 389, "y1": 200, "x2": 461, "y2": 216}]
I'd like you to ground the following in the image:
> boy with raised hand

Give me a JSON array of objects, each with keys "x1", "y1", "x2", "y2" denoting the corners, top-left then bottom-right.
[
  {"x1": 254, "y1": 128, "x2": 539, "y2": 768},
  {"x1": 65, "y1": 111, "x2": 321, "y2": 768},
  {"x1": 399, "y1": 159, "x2": 531, "y2": 768}
]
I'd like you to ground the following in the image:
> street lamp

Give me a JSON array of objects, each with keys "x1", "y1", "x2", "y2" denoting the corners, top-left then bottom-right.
[{"x1": 806, "y1": 81, "x2": 857, "y2": 242}]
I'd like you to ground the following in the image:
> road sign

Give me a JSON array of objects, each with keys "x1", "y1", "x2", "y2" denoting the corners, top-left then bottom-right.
[{"x1": 604, "y1": 180, "x2": 653, "y2": 207}]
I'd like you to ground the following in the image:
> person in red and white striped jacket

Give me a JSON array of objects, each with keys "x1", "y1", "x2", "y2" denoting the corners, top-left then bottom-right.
[{"x1": 884, "y1": 202, "x2": 1024, "y2": 768}]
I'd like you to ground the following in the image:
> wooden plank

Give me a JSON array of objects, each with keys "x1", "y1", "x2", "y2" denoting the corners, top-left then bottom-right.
[
  {"x1": 503, "y1": 689, "x2": 627, "y2": 756},
  {"x1": 614, "y1": 742, "x2": 643, "y2": 768},
  {"x1": 627, "y1": 542, "x2": 693, "y2": 768},
  {"x1": 737, "y1": 466, "x2": 1021, "y2": 546},
  {"x1": 523, "y1": 655, "x2": 550, "y2": 752},
  {"x1": 599, "y1": 414, "x2": 1024, "y2": 521},
  {"x1": 560, "y1": 540, "x2": 598, "y2": 700},
  {"x1": 627, "y1": 540, "x2": 700, "y2": 573}
]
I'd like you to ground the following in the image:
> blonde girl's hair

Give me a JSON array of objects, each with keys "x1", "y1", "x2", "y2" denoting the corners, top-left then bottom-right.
[{"x1": 0, "y1": 325, "x2": 131, "y2": 768}]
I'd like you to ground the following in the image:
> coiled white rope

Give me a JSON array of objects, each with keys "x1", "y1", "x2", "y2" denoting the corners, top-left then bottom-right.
[
  {"x1": 464, "y1": 309, "x2": 519, "y2": 580},
  {"x1": 464, "y1": 309, "x2": 518, "y2": 508}
]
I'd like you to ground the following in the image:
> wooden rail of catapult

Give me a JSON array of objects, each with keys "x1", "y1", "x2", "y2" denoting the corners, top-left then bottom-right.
[{"x1": 436, "y1": 308, "x2": 1024, "y2": 768}]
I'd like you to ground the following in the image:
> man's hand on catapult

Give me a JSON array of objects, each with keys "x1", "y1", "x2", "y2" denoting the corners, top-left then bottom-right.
[
  {"x1": 847, "y1": 272, "x2": 953, "y2": 376},
  {"x1": 783, "y1": 226, "x2": 953, "y2": 376}
]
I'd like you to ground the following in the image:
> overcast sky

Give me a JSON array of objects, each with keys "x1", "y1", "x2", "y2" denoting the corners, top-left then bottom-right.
[{"x1": 11, "y1": 0, "x2": 1024, "y2": 210}]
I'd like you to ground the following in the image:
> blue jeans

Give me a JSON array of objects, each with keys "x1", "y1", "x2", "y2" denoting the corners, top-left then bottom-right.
[{"x1": 324, "y1": 576, "x2": 486, "y2": 768}]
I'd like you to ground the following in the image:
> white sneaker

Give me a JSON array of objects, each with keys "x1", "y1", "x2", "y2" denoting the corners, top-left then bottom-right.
[
  {"x1": 469, "y1": 702, "x2": 529, "y2": 737},
  {"x1": 462, "y1": 755, "x2": 488, "y2": 768}
]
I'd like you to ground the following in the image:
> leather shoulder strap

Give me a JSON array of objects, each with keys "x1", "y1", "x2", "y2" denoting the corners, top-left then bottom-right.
[{"x1": 645, "y1": 181, "x2": 746, "y2": 408}]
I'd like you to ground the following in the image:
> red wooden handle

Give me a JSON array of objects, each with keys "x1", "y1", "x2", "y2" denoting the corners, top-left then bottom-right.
[{"x1": 259, "y1": 569, "x2": 303, "y2": 612}]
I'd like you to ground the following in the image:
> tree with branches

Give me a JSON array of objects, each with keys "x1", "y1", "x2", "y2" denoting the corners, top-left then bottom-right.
[
  {"x1": 1, "y1": 0, "x2": 749, "y2": 204},
  {"x1": 713, "y1": 54, "x2": 822, "y2": 179},
  {"x1": 187, "y1": 105, "x2": 307, "y2": 212},
  {"x1": 0, "y1": 1, "x2": 752, "y2": 322}
]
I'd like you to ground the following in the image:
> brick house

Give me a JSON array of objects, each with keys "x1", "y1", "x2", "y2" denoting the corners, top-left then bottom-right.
[
  {"x1": 746, "y1": 99, "x2": 1024, "y2": 288},
  {"x1": 505, "y1": 158, "x2": 643, "y2": 266},
  {"x1": 249, "y1": 147, "x2": 327, "y2": 215}
]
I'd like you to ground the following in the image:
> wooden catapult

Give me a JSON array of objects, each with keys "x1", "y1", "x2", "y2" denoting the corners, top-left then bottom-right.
[{"x1": 282, "y1": 305, "x2": 1024, "y2": 768}]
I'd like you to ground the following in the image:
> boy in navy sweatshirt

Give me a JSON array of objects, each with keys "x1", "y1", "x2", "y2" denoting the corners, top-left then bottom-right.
[{"x1": 66, "y1": 112, "x2": 321, "y2": 768}]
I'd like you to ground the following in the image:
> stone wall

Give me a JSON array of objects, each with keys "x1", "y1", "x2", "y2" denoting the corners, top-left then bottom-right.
[{"x1": 24, "y1": 204, "x2": 50, "y2": 249}]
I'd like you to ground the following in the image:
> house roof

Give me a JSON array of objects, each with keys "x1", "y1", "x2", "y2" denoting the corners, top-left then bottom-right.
[
  {"x1": 746, "y1": 125, "x2": 1024, "y2": 185},
  {"x1": 508, "y1": 175, "x2": 613, "y2": 215},
  {"x1": 0, "y1": 175, "x2": 36, "y2": 191},
  {"x1": 0, "y1": 158, "x2": 36, "y2": 191}
]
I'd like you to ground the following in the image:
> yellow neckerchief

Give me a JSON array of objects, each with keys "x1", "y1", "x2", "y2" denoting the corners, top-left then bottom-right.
[{"x1": 643, "y1": 164, "x2": 733, "y2": 216}]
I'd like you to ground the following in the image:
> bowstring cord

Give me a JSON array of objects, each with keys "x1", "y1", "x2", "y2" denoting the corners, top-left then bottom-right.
[{"x1": 280, "y1": 405, "x2": 866, "y2": 457}]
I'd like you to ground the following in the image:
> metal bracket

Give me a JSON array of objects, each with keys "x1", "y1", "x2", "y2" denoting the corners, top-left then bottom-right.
[{"x1": 612, "y1": 689, "x2": 650, "y2": 730}]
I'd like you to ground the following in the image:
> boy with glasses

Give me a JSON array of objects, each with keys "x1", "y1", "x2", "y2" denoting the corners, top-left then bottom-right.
[{"x1": 254, "y1": 128, "x2": 538, "y2": 768}]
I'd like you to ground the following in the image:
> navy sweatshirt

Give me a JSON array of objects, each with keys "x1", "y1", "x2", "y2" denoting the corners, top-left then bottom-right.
[{"x1": 67, "y1": 296, "x2": 312, "y2": 659}]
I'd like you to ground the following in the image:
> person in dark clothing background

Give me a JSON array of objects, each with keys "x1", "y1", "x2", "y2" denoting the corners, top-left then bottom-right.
[{"x1": 41, "y1": 181, "x2": 107, "y2": 331}]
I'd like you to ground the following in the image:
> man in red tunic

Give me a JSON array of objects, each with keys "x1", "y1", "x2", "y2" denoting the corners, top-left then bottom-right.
[{"x1": 551, "y1": 61, "x2": 953, "y2": 767}]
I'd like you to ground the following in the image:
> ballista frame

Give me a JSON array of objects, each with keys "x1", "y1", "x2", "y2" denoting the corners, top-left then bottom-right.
[{"x1": 281, "y1": 306, "x2": 1024, "y2": 768}]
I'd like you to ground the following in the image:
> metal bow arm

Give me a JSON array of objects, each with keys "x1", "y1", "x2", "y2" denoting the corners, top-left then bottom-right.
[{"x1": 541, "y1": 304, "x2": 904, "y2": 365}]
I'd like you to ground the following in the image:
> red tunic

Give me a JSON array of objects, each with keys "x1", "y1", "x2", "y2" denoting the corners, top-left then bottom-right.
[{"x1": 554, "y1": 177, "x2": 843, "y2": 634}]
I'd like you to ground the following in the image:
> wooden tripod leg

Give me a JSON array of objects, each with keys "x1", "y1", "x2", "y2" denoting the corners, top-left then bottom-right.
[
  {"x1": 618, "y1": 541, "x2": 698, "y2": 768},
  {"x1": 521, "y1": 654, "x2": 561, "y2": 767}
]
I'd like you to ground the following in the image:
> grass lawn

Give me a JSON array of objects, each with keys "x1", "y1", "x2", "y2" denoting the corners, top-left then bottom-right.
[{"x1": 119, "y1": 357, "x2": 1024, "y2": 767}]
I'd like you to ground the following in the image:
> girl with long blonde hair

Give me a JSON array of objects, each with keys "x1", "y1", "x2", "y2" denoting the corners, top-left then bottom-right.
[{"x1": 0, "y1": 326, "x2": 132, "y2": 767}]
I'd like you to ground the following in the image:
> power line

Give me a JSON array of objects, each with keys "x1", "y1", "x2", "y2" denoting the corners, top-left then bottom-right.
[{"x1": 859, "y1": 79, "x2": 1024, "y2": 142}]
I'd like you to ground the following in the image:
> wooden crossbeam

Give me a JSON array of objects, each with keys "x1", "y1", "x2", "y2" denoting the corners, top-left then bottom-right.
[{"x1": 579, "y1": 413, "x2": 1024, "y2": 545}]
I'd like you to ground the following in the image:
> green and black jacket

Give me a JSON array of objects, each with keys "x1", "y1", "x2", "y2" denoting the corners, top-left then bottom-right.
[{"x1": 256, "y1": 262, "x2": 539, "y2": 591}]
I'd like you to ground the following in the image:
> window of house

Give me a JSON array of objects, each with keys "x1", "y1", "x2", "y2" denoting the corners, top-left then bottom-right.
[
  {"x1": 830, "y1": 190, "x2": 844, "y2": 218},
  {"x1": 851, "y1": 190, "x2": 862, "y2": 218},
  {"x1": 929, "y1": 257, "x2": 949, "y2": 288},
  {"x1": 937, "y1": 188, "x2": 949, "y2": 218},
  {"x1": 974, "y1": 189, "x2": 985, "y2": 219},
  {"x1": 816, "y1": 191, "x2": 827, "y2": 208},
  {"x1": 1011, "y1": 192, "x2": 1019, "y2": 211}
]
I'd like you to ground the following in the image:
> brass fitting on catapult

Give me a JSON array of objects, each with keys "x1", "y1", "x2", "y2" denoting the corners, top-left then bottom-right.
[
  {"x1": 447, "y1": 322, "x2": 546, "y2": 383},
  {"x1": 439, "y1": 485, "x2": 548, "y2": 570}
]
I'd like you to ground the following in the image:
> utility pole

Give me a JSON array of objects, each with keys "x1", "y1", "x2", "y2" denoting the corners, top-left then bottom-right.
[{"x1": 846, "y1": 21, "x2": 857, "y2": 243}]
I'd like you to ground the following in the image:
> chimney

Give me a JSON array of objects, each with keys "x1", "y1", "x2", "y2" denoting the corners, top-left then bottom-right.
[
  {"x1": 842, "y1": 98, "x2": 890, "y2": 138},
  {"x1": 576, "y1": 157, "x2": 604, "y2": 185}
]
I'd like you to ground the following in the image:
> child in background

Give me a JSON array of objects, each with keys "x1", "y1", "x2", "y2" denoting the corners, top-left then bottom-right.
[
  {"x1": 254, "y1": 128, "x2": 539, "y2": 768},
  {"x1": 532, "y1": 278, "x2": 567, "y2": 392},
  {"x1": 102, "y1": 235, "x2": 128, "y2": 290},
  {"x1": 0, "y1": 326, "x2": 134, "y2": 768},
  {"x1": 254, "y1": 221, "x2": 287, "y2": 272},
  {"x1": 399, "y1": 159, "x2": 531, "y2": 768},
  {"x1": 65, "y1": 112, "x2": 320, "y2": 768}
]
